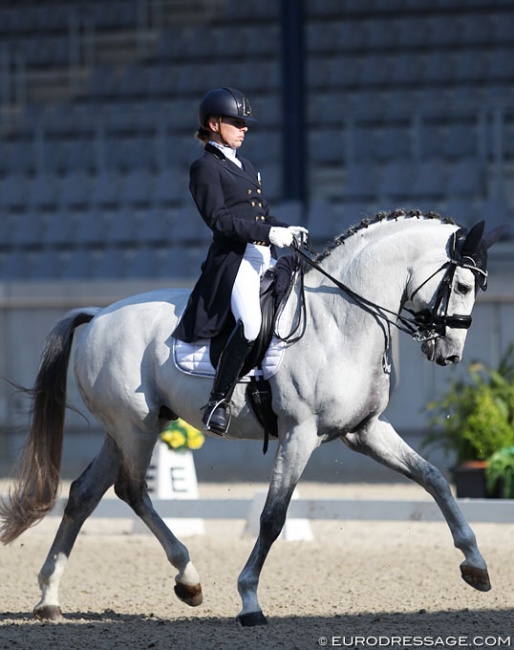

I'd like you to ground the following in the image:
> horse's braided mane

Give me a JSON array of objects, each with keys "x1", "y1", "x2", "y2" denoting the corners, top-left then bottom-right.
[{"x1": 314, "y1": 208, "x2": 458, "y2": 263}]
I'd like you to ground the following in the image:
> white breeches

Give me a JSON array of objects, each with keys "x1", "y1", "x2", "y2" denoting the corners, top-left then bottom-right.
[{"x1": 231, "y1": 244, "x2": 273, "y2": 342}]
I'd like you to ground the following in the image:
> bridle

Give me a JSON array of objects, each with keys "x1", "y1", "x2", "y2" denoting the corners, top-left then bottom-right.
[{"x1": 290, "y1": 228, "x2": 487, "y2": 344}]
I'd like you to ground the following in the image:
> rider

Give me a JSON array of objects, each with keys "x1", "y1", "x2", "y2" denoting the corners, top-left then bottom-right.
[{"x1": 173, "y1": 87, "x2": 308, "y2": 436}]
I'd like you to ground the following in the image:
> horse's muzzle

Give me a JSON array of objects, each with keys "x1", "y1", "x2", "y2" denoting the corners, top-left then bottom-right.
[{"x1": 422, "y1": 339, "x2": 461, "y2": 366}]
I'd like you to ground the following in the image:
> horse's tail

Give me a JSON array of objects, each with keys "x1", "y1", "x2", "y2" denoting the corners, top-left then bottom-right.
[{"x1": 0, "y1": 307, "x2": 101, "y2": 544}]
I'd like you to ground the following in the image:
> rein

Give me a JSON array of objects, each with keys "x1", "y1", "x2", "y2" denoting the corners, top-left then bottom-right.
[{"x1": 290, "y1": 234, "x2": 479, "y2": 343}]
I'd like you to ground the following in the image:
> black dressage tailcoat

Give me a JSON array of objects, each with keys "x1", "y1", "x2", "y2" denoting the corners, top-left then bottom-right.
[{"x1": 172, "y1": 144, "x2": 289, "y2": 343}]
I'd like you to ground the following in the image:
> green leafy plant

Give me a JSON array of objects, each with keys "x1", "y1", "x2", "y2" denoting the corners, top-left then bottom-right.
[
  {"x1": 486, "y1": 446, "x2": 514, "y2": 498},
  {"x1": 423, "y1": 344, "x2": 514, "y2": 464}
]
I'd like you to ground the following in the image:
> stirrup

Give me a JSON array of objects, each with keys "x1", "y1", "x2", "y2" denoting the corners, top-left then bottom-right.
[{"x1": 202, "y1": 398, "x2": 231, "y2": 436}]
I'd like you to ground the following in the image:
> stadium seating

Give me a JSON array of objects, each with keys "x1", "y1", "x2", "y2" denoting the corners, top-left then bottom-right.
[{"x1": 0, "y1": 0, "x2": 511, "y2": 280}]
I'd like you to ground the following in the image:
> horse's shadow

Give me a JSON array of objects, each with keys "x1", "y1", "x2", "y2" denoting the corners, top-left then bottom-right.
[{"x1": 0, "y1": 609, "x2": 512, "y2": 650}]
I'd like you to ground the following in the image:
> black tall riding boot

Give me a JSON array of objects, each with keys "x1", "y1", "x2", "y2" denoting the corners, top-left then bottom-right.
[{"x1": 202, "y1": 321, "x2": 253, "y2": 436}]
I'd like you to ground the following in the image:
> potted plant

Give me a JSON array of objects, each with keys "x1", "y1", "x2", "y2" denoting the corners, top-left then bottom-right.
[
  {"x1": 423, "y1": 344, "x2": 514, "y2": 497},
  {"x1": 486, "y1": 446, "x2": 514, "y2": 499}
]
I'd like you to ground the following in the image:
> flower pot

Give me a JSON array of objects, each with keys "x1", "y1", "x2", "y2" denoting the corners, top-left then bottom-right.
[{"x1": 451, "y1": 461, "x2": 488, "y2": 498}]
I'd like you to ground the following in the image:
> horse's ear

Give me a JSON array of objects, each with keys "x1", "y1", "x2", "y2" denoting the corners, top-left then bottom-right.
[
  {"x1": 483, "y1": 223, "x2": 506, "y2": 250},
  {"x1": 461, "y1": 220, "x2": 485, "y2": 255}
]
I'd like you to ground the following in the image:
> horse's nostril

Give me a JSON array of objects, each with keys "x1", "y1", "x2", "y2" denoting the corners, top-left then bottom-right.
[{"x1": 447, "y1": 354, "x2": 461, "y2": 365}]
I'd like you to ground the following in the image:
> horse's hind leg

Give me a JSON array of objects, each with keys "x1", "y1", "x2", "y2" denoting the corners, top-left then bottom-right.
[
  {"x1": 113, "y1": 440, "x2": 202, "y2": 608},
  {"x1": 344, "y1": 417, "x2": 491, "y2": 592},
  {"x1": 35, "y1": 434, "x2": 120, "y2": 620}
]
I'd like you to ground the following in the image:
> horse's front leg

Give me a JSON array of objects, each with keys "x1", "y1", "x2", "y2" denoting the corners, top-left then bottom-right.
[
  {"x1": 237, "y1": 423, "x2": 320, "y2": 626},
  {"x1": 345, "y1": 416, "x2": 491, "y2": 592}
]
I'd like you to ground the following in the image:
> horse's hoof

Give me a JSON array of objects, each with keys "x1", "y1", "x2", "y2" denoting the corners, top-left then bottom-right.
[
  {"x1": 460, "y1": 565, "x2": 491, "y2": 592},
  {"x1": 174, "y1": 581, "x2": 203, "y2": 607},
  {"x1": 34, "y1": 605, "x2": 63, "y2": 621},
  {"x1": 236, "y1": 610, "x2": 268, "y2": 627}
]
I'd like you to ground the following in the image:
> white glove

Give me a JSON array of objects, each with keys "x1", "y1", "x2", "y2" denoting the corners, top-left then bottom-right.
[
  {"x1": 269, "y1": 226, "x2": 294, "y2": 248},
  {"x1": 288, "y1": 226, "x2": 309, "y2": 240}
]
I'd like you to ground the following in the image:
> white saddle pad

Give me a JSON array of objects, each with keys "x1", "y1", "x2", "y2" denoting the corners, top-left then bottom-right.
[
  {"x1": 172, "y1": 274, "x2": 300, "y2": 381},
  {"x1": 173, "y1": 336, "x2": 287, "y2": 381}
]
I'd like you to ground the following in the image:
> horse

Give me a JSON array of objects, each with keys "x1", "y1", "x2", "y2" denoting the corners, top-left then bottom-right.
[{"x1": 0, "y1": 210, "x2": 502, "y2": 626}]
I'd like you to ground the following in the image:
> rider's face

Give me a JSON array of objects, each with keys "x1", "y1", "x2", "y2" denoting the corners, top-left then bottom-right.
[{"x1": 209, "y1": 116, "x2": 248, "y2": 149}]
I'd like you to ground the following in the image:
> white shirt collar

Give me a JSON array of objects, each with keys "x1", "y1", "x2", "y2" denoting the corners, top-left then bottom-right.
[{"x1": 209, "y1": 141, "x2": 242, "y2": 168}]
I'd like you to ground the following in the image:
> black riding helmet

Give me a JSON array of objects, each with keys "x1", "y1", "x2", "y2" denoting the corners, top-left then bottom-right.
[{"x1": 198, "y1": 87, "x2": 256, "y2": 127}]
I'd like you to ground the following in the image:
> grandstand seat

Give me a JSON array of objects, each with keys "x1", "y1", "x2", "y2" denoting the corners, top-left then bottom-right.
[
  {"x1": 61, "y1": 249, "x2": 97, "y2": 280},
  {"x1": 72, "y1": 209, "x2": 109, "y2": 246},
  {"x1": 309, "y1": 128, "x2": 344, "y2": 165},
  {"x1": 332, "y1": 20, "x2": 368, "y2": 51},
  {"x1": 377, "y1": 159, "x2": 415, "y2": 202},
  {"x1": 92, "y1": 248, "x2": 129, "y2": 279},
  {"x1": 422, "y1": 52, "x2": 456, "y2": 85},
  {"x1": 170, "y1": 204, "x2": 211, "y2": 245},
  {"x1": 395, "y1": 16, "x2": 431, "y2": 48},
  {"x1": 359, "y1": 54, "x2": 391, "y2": 87},
  {"x1": 158, "y1": 246, "x2": 204, "y2": 280},
  {"x1": 62, "y1": 137, "x2": 97, "y2": 173},
  {"x1": 306, "y1": 199, "x2": 338, "y2": 240},
  {"x1": 459, "y1": 13, "x2": 492, "y2": 46},
  {"x1": 453, "y1": 50, "x2": 487, "y2": 84},
  {"x1": 411, "y1": 158, "x2": 447, "y2": 200},
  {"x1": 27, "y1": 172, "x2": 61, "y2": 210},
  {"x1": 344, "y1": 161, "x2": 378, "y2": 202},
  {"x1": 365, "y1": 18, "x2": 398, "y2": 51},
  {"x1": 117, "y1": 65, "x2": 150, "y2": 99},
  {"x1": 486, "y1": 48, "x2": 514, "y2": 84},
  {"x1": 122, "y1": 135, "x2": 157, "y2": 171},
  {"x1": 444, "y1": 197, "x2": 479, "y2": 228},
  {"x1": 375, "y1": 125, "x2": 412, "y2": 162},
  {"x1": 413, "y1": 120, "x2": 445, "y2": 159},
  {"x1": 480, "y1": 194, "x2": 511, "y2": 235},
  {"x1": 135, "y1": 206, "x2": 175, "y2": 245},
  {"x1": 103, "y1": 209, "x2": 139, "y2": 245},
  {"x1": 152, "y1": 167, "x2": 188, "y2": 206},
  {"x1": 1, "y1": 251, "x2": 32, "y2": 281},
  {"x1": 88, "y1": 65, "x2": 121, "y2": 99},
  {"x1": 338, "y1": 201, "x2": 376, "y2": 229},
  {"x1": 344, "y1": 121, "x2": 377, "y2": 164},
  {"x1": 119, "y1": 169, "x2": 155, "y2": 206},
  {"x1": 31, "y1": 250, "x2": 62, "y2": 280},
  {"x1": 427, "y1": 14, "x2": 461, "y2": 47},
  {"x1": 89, "y1": 170, "x2": 122, "y2": 208},
  {"x1": 446, "y1": 157, "x2": 483, "y2": 198},
  {"x1": 490, "y1": 10, "x2": 514, "y2": 44},
  {"x1": 0, "y1": 173, "x2": 30, "y2": 211},
  {"x1": 3, "y1": 141, "x2": 34, "y2": 175},
  {"x1": 307, "y1": 21, "x2": 337, "y2": 54},
  {"x1": 126, "y1": 247, "x2": 162, "y2": 279},
  {"x1": 389, "y1": 53, "x2": 425, "y2": 86},
  {"x1": 441, "y1": 122, "x2": 478, "y2": 160},
  {"x1": 10, "y1": 212, "x2": 46, "y2": 246},
  {"x1": 59, "y1": 170, "x2": 93, "y2": 208},
  {"x1": 43, "y1": 209, "x2": 78, "y2": 246}
]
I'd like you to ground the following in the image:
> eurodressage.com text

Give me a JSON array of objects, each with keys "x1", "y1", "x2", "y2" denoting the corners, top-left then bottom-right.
[{"x1": 317, "y1": 635, "x2": 511, "y2": 648}]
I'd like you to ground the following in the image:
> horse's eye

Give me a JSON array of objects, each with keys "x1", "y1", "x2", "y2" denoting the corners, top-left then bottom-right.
[{"x1": 456, "y1": 282, "x2": 472, "y2": 295}]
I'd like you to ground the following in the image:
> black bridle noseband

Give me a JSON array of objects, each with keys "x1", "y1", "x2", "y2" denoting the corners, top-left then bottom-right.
[{"x1": 291, "y1": 228, "x2": 487, "y2": 344}]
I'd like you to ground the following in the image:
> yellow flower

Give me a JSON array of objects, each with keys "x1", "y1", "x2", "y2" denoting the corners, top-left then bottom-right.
[{"x1": 160, "y1": 418, "x2": 205, "y2": 451}]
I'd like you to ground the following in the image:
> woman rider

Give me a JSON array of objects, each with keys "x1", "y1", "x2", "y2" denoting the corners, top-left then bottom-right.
[{"x1": 173, "y1": 87, "x2": 307, "y2": 435}]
